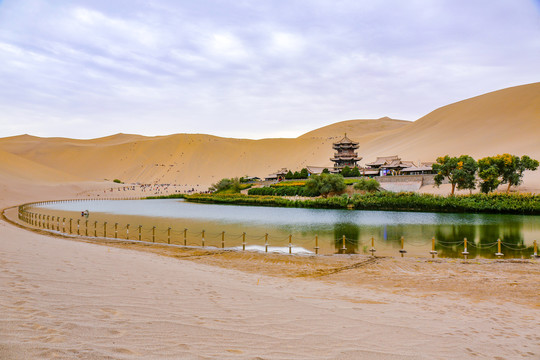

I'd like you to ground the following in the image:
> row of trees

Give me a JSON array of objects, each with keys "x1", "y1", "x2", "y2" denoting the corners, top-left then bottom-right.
[
  {"x1": 285, "y1": 168, "x2": 309, "y2": 179},
  {"x1": 433, "y1": 154, "x2": 538, "y2": 195}
]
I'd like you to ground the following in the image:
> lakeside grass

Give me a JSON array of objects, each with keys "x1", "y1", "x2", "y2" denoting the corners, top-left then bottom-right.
[{"x1": 149, "y1": 192, "x2": 540, "y2": 215}]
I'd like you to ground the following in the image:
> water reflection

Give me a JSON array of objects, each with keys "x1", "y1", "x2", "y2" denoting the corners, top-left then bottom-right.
[
  {"x1": 33, "y1": 199, "x2": 540, "y2": 258},
  {"x1": 333, "y1": 223, "x2": 360, "y2": 254},
  {"x1": 435, "y1": 225, "x2": 477, "y2": 258}
]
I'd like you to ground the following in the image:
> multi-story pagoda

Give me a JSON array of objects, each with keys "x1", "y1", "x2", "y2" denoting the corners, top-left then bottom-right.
[{"x1": 330, "y1": 133, "x2": 362, "y2": 171}]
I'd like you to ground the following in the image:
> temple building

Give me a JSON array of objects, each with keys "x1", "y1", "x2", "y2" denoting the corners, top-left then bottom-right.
[
  {"x1": 264, "y1": 168, "x2": 289, "y2": 181},
  {"x1": 364, "y1": 155, "x2": 432, "y2": 176},
  {"x1": 330, "y1": 134, "x2": 362, "y2": 172}
]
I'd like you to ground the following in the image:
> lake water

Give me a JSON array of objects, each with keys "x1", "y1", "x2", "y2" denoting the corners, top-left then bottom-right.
[{"x1": 32, "y1": 199, "x2": 540, "y2": 258}]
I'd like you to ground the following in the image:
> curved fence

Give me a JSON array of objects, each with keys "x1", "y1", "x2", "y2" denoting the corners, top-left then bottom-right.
[{"x1": 17, "y1": 200, "x2": 540, "y2": 259}]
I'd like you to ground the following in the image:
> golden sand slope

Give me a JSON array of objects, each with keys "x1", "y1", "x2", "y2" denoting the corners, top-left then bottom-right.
[
  {"x1": 298, "y1": 117, "x2": 410, "y2": 140},
  {"x1": 0, "y1": 120, "x2": 409, "y2": 189},
  {"x1": 0, "y1": 83, "x2": 538, "y2": 191},
  {"x1": 360, "y1": 82, "x2": 540, "y2": 162}
]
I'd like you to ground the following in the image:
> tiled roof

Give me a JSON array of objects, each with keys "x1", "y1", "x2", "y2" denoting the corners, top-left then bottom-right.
[{"x1": 366, "y1": 155, "x2": 400, "y2": 166}]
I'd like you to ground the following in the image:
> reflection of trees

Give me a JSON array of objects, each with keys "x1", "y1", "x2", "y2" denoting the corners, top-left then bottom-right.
[
  {"x1": 383, "y1": 225, "x2": 408, "y2": 248},
  {"x1": 501, "y1": 221, "x2": 528, "y2": 258},
  {"x1": 435, "y1": 225, "x2": 477, "y2": 258},
  {"x1": 478, "y1": 221, "x2": 528, "y2": 258},
  {"x1": 477, "y1": 225, "x2": 501, "y2": 259},
  {"x1": 333, "y1": 222, "x2": 359, "y2": 254}
]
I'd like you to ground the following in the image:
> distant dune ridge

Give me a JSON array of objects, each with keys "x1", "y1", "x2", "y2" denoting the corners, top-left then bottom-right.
[{"x1": 0, "y1": 82, "x2": 539, "y2": 193}]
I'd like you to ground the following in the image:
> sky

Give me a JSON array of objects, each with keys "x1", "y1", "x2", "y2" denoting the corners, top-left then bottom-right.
[{"x1": 0, "y1": 0, "x2": 539, "y2": 140}]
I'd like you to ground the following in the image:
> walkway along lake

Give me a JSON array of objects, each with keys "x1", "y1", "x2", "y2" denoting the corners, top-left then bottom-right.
[{"x1": 31, "y1": 199, "x2": 540, "y2": 258}]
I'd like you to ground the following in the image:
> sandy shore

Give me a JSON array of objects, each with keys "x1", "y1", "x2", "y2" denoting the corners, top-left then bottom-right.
[{"x1": 2, "y1": 195, "x2": 539, "y2": 359}]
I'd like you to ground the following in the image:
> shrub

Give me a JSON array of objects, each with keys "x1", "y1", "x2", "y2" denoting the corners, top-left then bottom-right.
[
  {"x1": 305, "y1": 173, "x2": 346, "y2": 197},
  {"x1": 209, "y1": 177, "x2": 242, "y2": 193},
  {"x1": 354, "y1": 178, "x2": 380, "y2": 192}
]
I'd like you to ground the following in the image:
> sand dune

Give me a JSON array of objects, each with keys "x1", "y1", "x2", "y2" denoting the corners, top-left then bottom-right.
[
  {"x1": 0, "y1": 82, "x2": 538, "y2": 193},
  {"x1": 360, "y1": 82, "x2": 540, "y2": 162},
  {"x1": 298, "y1": 117, "x2": 411, "y2": 140}
]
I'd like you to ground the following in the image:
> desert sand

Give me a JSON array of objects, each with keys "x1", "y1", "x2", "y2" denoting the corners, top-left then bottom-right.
[
  {"x1": 1, "y1": 83, "x2": 540, "y2": 359},
  {"x1": 1, "y1": 184, "x2": 540, "y2": 359}
]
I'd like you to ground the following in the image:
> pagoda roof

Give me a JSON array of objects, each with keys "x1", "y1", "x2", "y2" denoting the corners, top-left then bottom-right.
[{"x1": 332, "y1": 133, "x2": 359, "y2": 146}]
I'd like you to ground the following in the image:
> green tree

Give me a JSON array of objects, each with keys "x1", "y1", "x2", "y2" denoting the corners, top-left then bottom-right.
[
  {"x1": 305, "y1": 173, "x2": 346, "y2": 198},
  {"x1": 285, "y1": 170, "x2": 293, "y2": 180},
  {"x1": 350, "y1": 167, "x2": 361, "y2": 177},
  {"x1": 507, "y1": 155, "x2": 539, "y2": 191},
  {"x1": 478, "y1": 154, "x2": 539, "y2": 193},
  {"x1": 293, "y1": 171, "x2": 301, "y2": 179},
  {"x1": 478, "y1": 156, "x2": 502, "y2": 193},
  {"x1": 341, "y1": 166, "x2": 351, "y2": 177},
  {"x1": 433, "y1": 155, "x2": 478, "y2": 195},
  {"x1": 322, "y1": 168, "x2": 330, "y2": 174},
  {"x1": 354, "y1": 178, "x2": 380, "y2": 192},
  {"x1": 300, "y1": 168, "x2": 309, "y2": 179},
  {"x1": 209, "y1": 177, "x2": 241, "y2": 193}
]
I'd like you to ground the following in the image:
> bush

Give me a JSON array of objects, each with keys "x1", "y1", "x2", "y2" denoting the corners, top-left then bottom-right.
[
  {"x1": 113, "y1": 179, "x2": 122, "y2": 184},
  {"x1": 306, "y1": 173, "x2": 346, "y2": 197},
  {"x1": 354, "y1": 178, "x2": 380, "y2": 192},
  {"x1": 209, "y1": 177, "x2": 242, "y2": 193}
]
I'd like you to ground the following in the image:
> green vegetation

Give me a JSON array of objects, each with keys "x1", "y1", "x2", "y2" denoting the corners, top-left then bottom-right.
[
  {"x1": 146, "y1": 194, "x2": 186, "y2": 199},
  {"x1": 340, "y1": 166, "x2": 361, "y2": 177},
  {"x1": 285, "y1": 168, "x2": 309, "y2": 179},
  {"x1": 250, "y1": 174, "x2": 349, "y2": 197},
  {"x1": 270, "y1": 180, "x2": 307, "y2": 187},
  {"x1": 433, "y1": 153, "x2": 538, "y2": 194},
  {"x1": 209, "y1": 177, "x2": 251, "y2": 194},
  {"x1": 478, "y1": 154, "x2": 539, "y2": 193},
  {"x1": 184, "y1": 192, "x2": 540, "y2": 215},
  {"x1": 248, "y1": 186, "x2": 320, "y2": 197},
  {"x1": 113, "y1": 179, "x2": 123, "y2": 184},
  {"x1": 433, "y1": 155, "x2": 477, "y2": 195},
  {"x1": 305, "y1": 173, "x2": 346, "y2": 198},
  {"x1": 353, "y1": 178, "x2": 380, "y2": 192}
]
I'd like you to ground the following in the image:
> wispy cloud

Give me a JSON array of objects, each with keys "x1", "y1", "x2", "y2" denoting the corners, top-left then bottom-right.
[{"x1": 0, "y1": 0, "x2": 539, "y2": 139}]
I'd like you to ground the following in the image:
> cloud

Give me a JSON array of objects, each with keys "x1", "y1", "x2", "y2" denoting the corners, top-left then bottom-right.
[{"x1": 0, "y1": 0, "x2": 539, "y2": 139}]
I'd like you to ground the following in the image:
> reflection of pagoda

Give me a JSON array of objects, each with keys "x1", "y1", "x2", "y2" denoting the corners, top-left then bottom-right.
[{"x1": 330, "y1": 133, "x2": 362, "y2": 171}]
